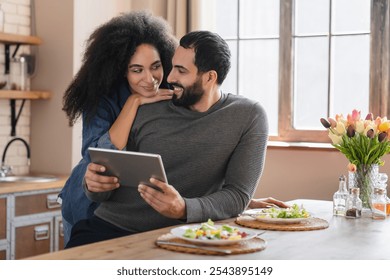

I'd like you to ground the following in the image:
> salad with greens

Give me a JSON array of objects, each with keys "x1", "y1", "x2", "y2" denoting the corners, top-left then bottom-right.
[
  {"x1": 256, "y1": 204, "x2": 310, "y2": 219},
  {"x1": 183, "y1": 219, "x2": 248, "y2": 240}
]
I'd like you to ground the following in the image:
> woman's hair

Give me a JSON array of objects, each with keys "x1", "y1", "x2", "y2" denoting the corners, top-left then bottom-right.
[
  {"x1": 180, "y1": 31, "x2": 231, "y2": 85},
  {"x1": 63, "y1": 11, "x2": 177, "y2": 126}
]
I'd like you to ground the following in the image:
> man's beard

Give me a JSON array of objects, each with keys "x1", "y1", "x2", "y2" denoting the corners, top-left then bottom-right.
[{"x1": 171, "y1": 77, "x2": 204, "y2": 108}]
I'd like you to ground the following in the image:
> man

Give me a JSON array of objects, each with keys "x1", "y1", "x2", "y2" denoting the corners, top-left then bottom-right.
[{"x1": 66, "y1": 31, "x2": 269, "y2": 248}]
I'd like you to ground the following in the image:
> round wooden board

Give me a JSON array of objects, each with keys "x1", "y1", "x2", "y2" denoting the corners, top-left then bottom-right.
[
  {"x1": 156, "y1": 233, "x2": 267, "y2": 256},
  {"x1": 235, "y1": 216, "x2": 329, "y2": 231}
]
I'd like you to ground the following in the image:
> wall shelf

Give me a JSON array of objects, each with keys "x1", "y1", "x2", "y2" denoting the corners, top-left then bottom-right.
[
  {"x1": 0, "y1": 33, "x2": 46, "y2": 136},
  {"x1": 0, "y1": 90, "x2": 52, "y2": 100},
  {"x1": 0, "y1": 33, "x2": 42, "y2": 45}
]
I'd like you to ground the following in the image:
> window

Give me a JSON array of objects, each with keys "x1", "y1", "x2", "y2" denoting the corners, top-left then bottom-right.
[{"x1": 211, "y1": 0, "x2": 389, "y2": 143}]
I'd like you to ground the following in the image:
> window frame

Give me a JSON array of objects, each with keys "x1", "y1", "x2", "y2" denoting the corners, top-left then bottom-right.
[{"x1": 274, "y1": 0, "x2": 390, "y2": 143}]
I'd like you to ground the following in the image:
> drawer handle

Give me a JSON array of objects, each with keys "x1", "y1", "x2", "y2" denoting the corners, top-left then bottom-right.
[
  {"x1": 46, "y1": 194, "x2": 61, "y2": 209},
  {"x1": 34, "y1": 225, "x2": 49, "y2": 240}
]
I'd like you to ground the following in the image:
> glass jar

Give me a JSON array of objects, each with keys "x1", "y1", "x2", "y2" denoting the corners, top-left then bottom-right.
[
  {"x1": 345, "y1": 187, "x2": 362, "y2": 218},
  {"x1": 10, "y1": 57, "x2": 29, "y2": 90},
  {"x1": 371, "y1": 188, "x2": 387, "y2": 220},
  {"x1": 333, "y1": 175, "x2": 348, "y2": 216}
]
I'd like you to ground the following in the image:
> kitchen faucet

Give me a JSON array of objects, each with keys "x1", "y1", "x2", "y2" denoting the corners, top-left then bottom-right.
[{"x1": 0, "y1": 137, "x2": 31, "y2": 177}]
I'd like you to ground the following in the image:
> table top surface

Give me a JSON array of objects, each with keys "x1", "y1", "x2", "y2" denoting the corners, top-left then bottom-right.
[{"x1": 28, "y1": 199, "x2": 390, "y2": 260}]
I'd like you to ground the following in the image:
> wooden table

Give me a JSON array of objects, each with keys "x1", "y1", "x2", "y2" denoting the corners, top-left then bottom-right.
[{"x1": 27, "y1": 199, "x2": 390, "y2": 260}]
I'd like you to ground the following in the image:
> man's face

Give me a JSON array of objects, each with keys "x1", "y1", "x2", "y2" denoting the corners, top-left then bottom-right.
[{"x1": 167, "y1": 46, "x2": 205, "y2": 108}]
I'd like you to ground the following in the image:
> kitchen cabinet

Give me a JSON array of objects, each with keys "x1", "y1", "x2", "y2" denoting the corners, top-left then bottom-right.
[
  {"x1": 0, "y1": 195, "x2": 9, "y2": 259},
  {"x1": 11, "y1": 189, "x2": 63, "y2": 259},
  {"x1": 0, "y1": 177, "x2": 66, "y2": 259}
]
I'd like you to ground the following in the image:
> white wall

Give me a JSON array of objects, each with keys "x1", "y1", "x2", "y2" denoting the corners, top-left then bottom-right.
[
  {"x1": 256, "y1": 148, "x2": 390, "y2": 201},
  {"x1": 30, "y1": 0, "x2": 131, "y2": 174},
  {"x1": 71, "y1": 0, "x2": 131, "y2": 166},
  {"x1": 30, "y1": 0, "x2": 73, "y2": 174}
]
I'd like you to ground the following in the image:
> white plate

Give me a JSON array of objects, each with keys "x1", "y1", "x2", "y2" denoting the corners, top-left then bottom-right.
[
  {"x1": 170, "y1": 224, "x2": 258, "y2": 246},
  {"x1": 242, "y1": 208, "x2": 310, "y2": 224}
]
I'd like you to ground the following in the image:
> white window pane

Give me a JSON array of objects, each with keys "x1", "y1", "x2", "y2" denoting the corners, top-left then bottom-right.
[
  {"x1": 239, "y1": 40, "x2": 279, "y2": 135},
  {"x1": 293, "y1": 37, "x2": 329, "y2": 130},
  {"x1": 215, "y1": 0, "x2": 238, "y2": 38},
  {"x1": 294, "y1": 0, "x2": 330, "y2": 36},
  {"x1": 332, "y1": 0, "x2": 371, "y2": 34},
  {"x1": 239, "y1": 0, "x2": 280, "y2": 38},
  {"x1": 220, "y1": 40, "x2": 237, "y2": 94},
  {"x1": 330, "y1": 35, "x2": 370, "y2": 117}
]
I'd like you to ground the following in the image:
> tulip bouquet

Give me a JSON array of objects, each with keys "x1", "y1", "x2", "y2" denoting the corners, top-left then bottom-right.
[
  {"x1": 320, "y1": 109, "x2": 390, "y2": 167},
  {"x1": 320, "y1": 109, "x2": 390, "y2": 208}
]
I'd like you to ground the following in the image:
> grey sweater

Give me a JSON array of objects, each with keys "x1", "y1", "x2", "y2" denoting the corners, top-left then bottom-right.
[{"x1": 85, "y1": 93, "x2": 268, "y2": 233}]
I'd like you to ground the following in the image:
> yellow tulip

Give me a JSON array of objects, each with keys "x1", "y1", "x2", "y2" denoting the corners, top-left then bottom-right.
[
  {"x1": 335, "y1": 122, "x2": 346, "y2": 135},
  {"x1": 355, "y1": 120, "x2": 365, "y2": 134},
  {"x1": 328, "y1": 131, "x2": 342, "y2": 145},
  {"x1": 378, "y1": 121, "x2": 390, "y2": 132}
]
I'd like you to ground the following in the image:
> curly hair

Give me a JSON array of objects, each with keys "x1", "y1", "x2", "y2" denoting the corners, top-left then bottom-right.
[{"x1": 62, "y1": 11, "x2": 177, "y2": 126}]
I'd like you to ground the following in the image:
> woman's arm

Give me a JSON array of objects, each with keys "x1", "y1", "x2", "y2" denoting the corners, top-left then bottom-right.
[
  {"x1": 109, "y1": 89, "x2": 173, "y2": 150},
  {"x1": 84, "y1": 89, "x2": 173, "y2": 199},
  {"x1": 248, "y1": 197, "x2": 290, "y2": 209}
]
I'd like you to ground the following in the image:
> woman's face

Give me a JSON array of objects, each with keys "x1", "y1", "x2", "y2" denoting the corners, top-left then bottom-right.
[{"x1": 126, "y1": 44, "x2": 163, "y2": 97}]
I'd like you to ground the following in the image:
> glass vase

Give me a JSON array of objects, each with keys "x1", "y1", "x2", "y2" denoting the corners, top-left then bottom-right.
[{"x1": 348, "y1": 164, "x2": 379, "y2": 210}]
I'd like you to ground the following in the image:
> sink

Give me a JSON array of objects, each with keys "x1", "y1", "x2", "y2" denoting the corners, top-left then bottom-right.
[{"x1": 0, "y1": 175, "x2": 59, "y2": 183}]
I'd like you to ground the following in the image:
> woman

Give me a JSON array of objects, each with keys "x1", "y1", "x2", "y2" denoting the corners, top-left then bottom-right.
[{"x1": 60, "y1": 11, "x2": 177, "y2": 245}]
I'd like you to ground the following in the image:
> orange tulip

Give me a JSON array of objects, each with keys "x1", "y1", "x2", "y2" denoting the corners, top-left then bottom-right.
[{"x1": 347, "y1": 163, "x2": 357, "y2": 172}]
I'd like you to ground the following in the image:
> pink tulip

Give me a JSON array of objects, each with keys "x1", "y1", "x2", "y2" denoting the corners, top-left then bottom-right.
[
  {"x1": 328, "y1": 118, "x2": 337, "y2": 128},
  {"x1": 375, "y1": 116, "x2": 382, "y2": 126},
  {"x1": 347, "y1": 109, "x2": 361, "y2": 125},
  {"x1": 352, "y1": 109, "x2": 361, "y2": 120},
  {"x1": 365, "y1": 113, "x2": 374, "y2": 121}
]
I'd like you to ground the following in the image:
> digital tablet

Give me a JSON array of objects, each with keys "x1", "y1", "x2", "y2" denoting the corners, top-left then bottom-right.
[{"x1": 88, "y1": 147, "x2": 168, "y2": 189}]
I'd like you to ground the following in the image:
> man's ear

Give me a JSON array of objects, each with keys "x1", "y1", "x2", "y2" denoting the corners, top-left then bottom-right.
[{"x1": 203, "y1": 70, "x2": 218, "y2": 85}]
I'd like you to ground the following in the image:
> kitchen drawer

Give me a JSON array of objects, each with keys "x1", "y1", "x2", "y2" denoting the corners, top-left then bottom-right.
[
  {"x1": 0, "y1": 197, "x2": 6, "y2": 239},
  {"x1": 0, "y1": 248, "x2": 6, "y2": 260},
  {"x1": 15, "y1": 192, "x2": 61, "y2": 216},
  {"x1": 14, "y1": 221, "x2": 52, "y2": 259}
]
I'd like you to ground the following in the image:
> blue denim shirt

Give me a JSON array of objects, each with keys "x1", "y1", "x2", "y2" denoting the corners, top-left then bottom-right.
[{"x1": 59, "y1": 82, "x2": 131, "y2": 225}]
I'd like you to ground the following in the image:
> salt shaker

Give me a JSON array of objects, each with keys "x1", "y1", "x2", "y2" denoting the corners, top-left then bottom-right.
[
  {"x1": 345, "y1": 187, "x2": 362, "y2": 218},
  {"x1": 371, "y1": 187, "x2": 387, "y2": 220}
]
